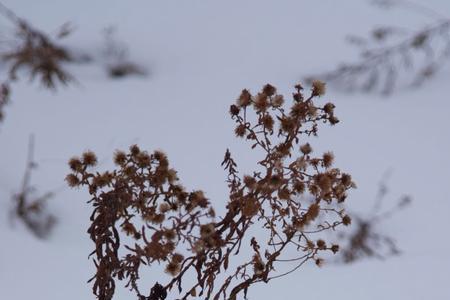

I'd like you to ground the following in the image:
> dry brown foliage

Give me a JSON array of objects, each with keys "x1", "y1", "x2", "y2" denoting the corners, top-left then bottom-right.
[
  {"x1": 306, "y1": 0, "x2": 450, "y2": 94},
  {"x1": 12, "y1": 136, "x2": 56, "y2": 239},
  {"x1": 67, "y1": 82, "x2": 356, "y2": 300}
]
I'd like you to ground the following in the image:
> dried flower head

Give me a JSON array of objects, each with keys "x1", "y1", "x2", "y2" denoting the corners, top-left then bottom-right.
[
  {"x1": 159, "y1": 203, "x2": 170, "y2": 213},
  {"x1": 82, "y1": 151, "x2": 97, "y2": 167},
  {"x1": 322, "y1": 151, "x2": 334, "y2": 168},
  {"x1": 329, "y1": 115, "x2": 340, "y2": 125},
  {"x1": 316, "y1": 239, "x2": 326, "y2": 250},
  {"x1": 253, "y1": 93, "x2": 269, "y2": 112},
  {"x1": 165, "y1": 262, "x2": 181, "y2": 276},
  {"x1": 323, "y1": 102, "x2": 335, "y2": 114},
  {"x1": 311, "y1": 80, "x2": 326, "y2": 96},
  {"x1": 237, "y1": 89, "x2": 252, "y2": 107},
  {"x1": 342, "y1": 215, "x2": 352, "y2": 226},
  {"x1": 172, "y1": 253, "x2": 184, "y2": 263},
  {"x1": 271, "y1": 94, "x2": 284, "y2": 107},
  {"x1": 331, "y1": 244, "x2": 340, "y2": 254},
  {"x1": 65, "y1": 173, "x2": 80, "y2": 187},
  {"x1": 130, "y1": 144, "x2": 141, "y2": 156},
  {"x1": 68, "y1": 157, "x2": 83, "y2": 172},
  {"x1": 262, "y1": 83, "x2": 277, "y2": 96},
  {"x1": 163, "y1": 229, "x2": 176, "y2": 240},
  {"x1": 200, "y1": 223, "x2": 215, "y2": 238},
  {"x1": 136, "y1": 151, "x2": 151, "y2": 167},
  {"x1": 261, "y1": 114, "x2": 274, "y2": 131},
  {"x1": 235, "y1": 124, "x2": 246, "y2": 137},
  {"x1": 280, "y1": 116, "x2": 295, "y2": 133},
  {"x1": 315, "y1": 258, "x2": 324, "y2": 267},
  {"x1": 300, "y1": 143, "x2": 312, "y2": 155},
  {"x1": 113, "y1": 150, "x2": 127, "y2": 166},
  {"x1": 229, "y1": 104, "x2": 240, "y2": 116}
]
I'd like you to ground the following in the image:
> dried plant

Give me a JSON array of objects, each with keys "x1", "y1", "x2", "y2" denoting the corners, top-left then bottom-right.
[
  {"x1": 102, "y1": 27, "x2": 147, "y2": 79},
  {"x1": 336, "y1": 171, "x2": 411, "y2": 263},
  {"x1": 305, "y1": 0, "x2": 450, "y2": 94},
  {"x1": 0, "y1": 2, "x2": 74, "y2": 89},
  {"x1": 12, "y1": 135, "x2": 56, "y2": 239},
  {"x1": 67, "y1": 82, "x2": 356, "y2": 300}
]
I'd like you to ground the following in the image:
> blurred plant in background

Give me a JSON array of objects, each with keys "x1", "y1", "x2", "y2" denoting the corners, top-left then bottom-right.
[
  {"x1": 0, "y1": 2, "x2": 146, "y2": 125},
  {"x1": 305, "y1": 0, "x2": 450, "y2": 94},
  {"x1": 10, "y1": 135, "x2": 56, "y2": 239},
  {"x1": 336, "y1": 170, "x2": 411, "y2": 263},
  {"x1": 102, "y1": 26, "x2": 147, "y2": 79},
  {"x1": 0, "y1": 1, "x2": 80, "y2": 126},
  {"x1": 0, "y1": 2, "x2": 74, "y2": 238},
  {"x1": 0, "y1": 2, "x2": 78, "y2": 89}
]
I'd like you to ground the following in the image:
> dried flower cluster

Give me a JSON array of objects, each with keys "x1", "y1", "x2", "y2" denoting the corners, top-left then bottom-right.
[
  {"x1": 305, "y1": 0, "x2": 450, "y2": 94},
  {"x1": 67, "y1": 83, "x2": 355, "y2": 300}
]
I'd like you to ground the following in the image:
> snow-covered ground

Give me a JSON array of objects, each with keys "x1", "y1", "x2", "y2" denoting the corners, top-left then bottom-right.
[{"x1": 1, "y1": 0, "x2": 449, "y2": 299}]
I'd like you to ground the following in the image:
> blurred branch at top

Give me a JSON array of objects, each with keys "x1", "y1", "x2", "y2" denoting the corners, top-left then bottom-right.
[{"x1": 305, "y1": 0, "x2": 450, "y2": 95}]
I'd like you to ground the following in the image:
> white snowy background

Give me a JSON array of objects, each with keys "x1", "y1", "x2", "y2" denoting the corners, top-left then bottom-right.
[{"x1": 0, "y1": 0, "x2": 449, "y2": 299}]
